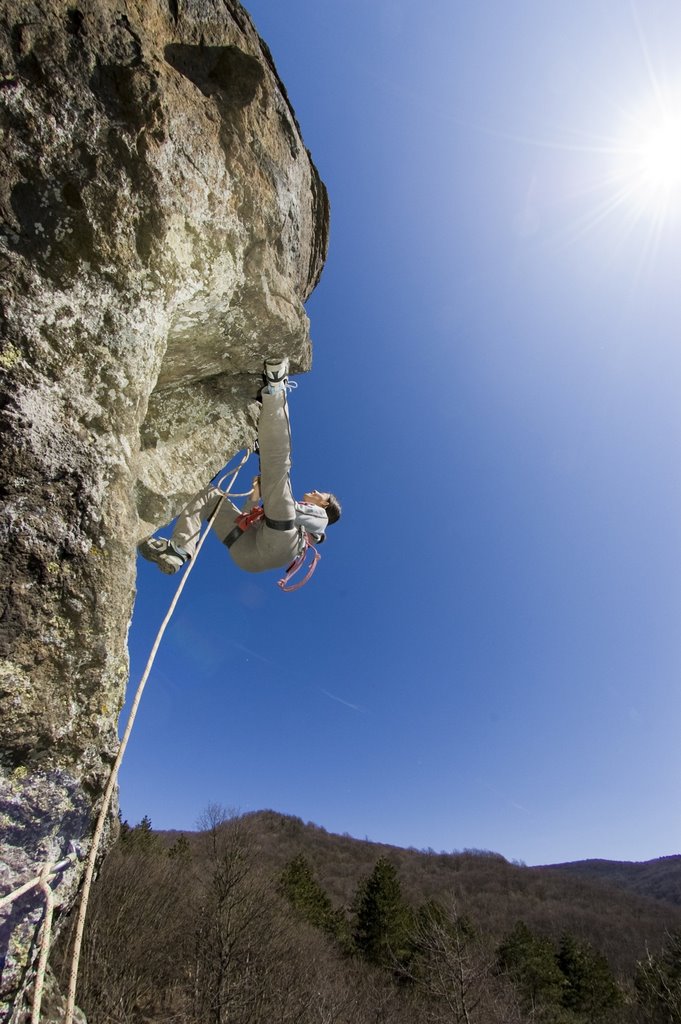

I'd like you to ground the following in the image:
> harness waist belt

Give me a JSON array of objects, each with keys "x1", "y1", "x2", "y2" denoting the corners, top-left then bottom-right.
[
  {"x1": 264, "y1": 516, "x2": 296, "y2": 531},
  {"x1": 224, "y1": 515, "x2": 297, "y2": 549}
]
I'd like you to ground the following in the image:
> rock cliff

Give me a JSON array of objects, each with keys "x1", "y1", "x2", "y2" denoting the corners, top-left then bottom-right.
[{"x1": 0, "y1": 0, "x2": 328, "y2": 1017}]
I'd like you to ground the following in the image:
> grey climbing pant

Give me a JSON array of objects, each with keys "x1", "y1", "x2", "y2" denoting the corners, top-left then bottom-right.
[{"x1": 170, "y1": 390, "x2": 302, "y2": 573}]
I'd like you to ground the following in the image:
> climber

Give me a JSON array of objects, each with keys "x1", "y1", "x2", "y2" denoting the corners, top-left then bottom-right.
[{"x1": 137, "y1": 357, "x2": 341, "y2": 577}]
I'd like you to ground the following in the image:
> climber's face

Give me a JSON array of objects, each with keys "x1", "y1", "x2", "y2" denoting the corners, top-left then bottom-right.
[{"x1": 302, "y1": 490, "x2": 330, "y2": 508}]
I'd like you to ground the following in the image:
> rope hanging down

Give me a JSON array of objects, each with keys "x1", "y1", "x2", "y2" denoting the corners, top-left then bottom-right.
[{"x1": 63, "y1": 449, "x2": 251, "y2": 1024}]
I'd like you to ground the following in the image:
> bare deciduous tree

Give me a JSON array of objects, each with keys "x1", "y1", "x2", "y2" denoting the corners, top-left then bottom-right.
[
  {"x1": 404, "y1": 897, "x2": 521, "y2": 1024},
  {"x1": 54, "y1": 846, "x2": 192, "y2": 1024}
]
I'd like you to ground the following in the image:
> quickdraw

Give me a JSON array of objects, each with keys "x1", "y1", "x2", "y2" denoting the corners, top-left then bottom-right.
[{"x1": 278, "y1": 533, "x2": 321, "y2": 592}]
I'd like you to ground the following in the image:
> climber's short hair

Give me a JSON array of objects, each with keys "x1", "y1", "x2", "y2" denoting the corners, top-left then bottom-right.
[{"x1": 325, "y1": 494, "x2": 342, "y2": 525}]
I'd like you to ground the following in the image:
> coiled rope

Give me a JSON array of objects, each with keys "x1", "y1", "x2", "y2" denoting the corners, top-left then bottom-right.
[{"x1": 63, "y1": 449, "x2": 252, "y2": 1024}]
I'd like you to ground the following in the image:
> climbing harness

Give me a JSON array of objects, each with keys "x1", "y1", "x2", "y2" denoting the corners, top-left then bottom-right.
[
  {"x1": 63, "y1": 449, "x2": 251, "y2": 1024},
  {"x1": 223, "y1": 503, "x2": 321, "y2": 591}
]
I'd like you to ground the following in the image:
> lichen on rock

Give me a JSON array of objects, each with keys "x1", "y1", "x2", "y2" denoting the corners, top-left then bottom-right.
[{"x1": 0, "y1": 0, "x2": 328, "y2": 1017}]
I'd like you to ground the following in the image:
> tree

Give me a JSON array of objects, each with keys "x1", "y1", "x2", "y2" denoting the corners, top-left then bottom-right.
[
  {"x1": 53, "y1": 845, "x2": 192, "y2": 1024},
  {"x1": 497, "y1": 920, "x2": 566, "y2": 1016},
  {"x1": 636, "y1": 930, "x2": 681, "y2": 1023},
  {"x1": 119, "y1": 814, "x2": 160, "y2": 855},
  {"x1": 408, "y1": 899, "x2": 517, "y2": 1024},
  {"x1": 167, "y1": 833, "x2": 192, "y2": 862},
  {"x1": 190, "y1": 804, "x2": 323, "y2": 1024},
  {"x1": 353, "y1": 856, "x2": 412, "y2": 968},
  {"x1": 558, "y1": 933, "x2": 621, "y2": 1019},
  {"x1": 191, "y1": 805, "x2": 265, "y2": 1023},
  {"x1": 279, "y1": 853, "x2": 347, "y2": 940}
]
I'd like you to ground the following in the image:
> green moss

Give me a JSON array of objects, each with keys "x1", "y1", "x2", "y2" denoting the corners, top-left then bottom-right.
[{"x1": 0, "y1": 344, "x2": 21, "y2": 371}]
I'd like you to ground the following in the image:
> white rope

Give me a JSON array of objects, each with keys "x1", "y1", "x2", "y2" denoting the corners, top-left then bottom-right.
[
  {"x1": 31, "y1": 862, "x2": 55, "y2": 1024},
  {"x1": 0, "y1": 850, "x2": 79, "y2": 1024},
  {"x1": 64, "y1": 449, "x2": 252, "y2": 1024},
  {"x1": 0, "y1": 853, "x2": 78, "y2": 911}
]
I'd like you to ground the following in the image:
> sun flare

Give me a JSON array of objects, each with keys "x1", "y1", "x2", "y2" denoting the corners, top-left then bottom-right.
[
  {"x1": 610, "y1": 95, "x2": 681, "y2": 226},
  {"x1": 638, "y1": 116, "x2": 681, "y2": 194},
  {"x1": 547, "y1": 77, "x2": 681, "y2": 255}
]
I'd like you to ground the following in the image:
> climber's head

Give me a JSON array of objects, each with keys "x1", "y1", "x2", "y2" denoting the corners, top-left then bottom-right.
[{"x1": 302, "y1": 491, "x2": 342, "y2": 525}]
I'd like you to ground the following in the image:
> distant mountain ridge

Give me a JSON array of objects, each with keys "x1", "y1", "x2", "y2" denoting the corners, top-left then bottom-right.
[
  {"x1": 158, "y1": 810, "x2": 681, "y2": 976},
  {"x1": 538, "y1": 854, "x2": 681, "y2": 907}
]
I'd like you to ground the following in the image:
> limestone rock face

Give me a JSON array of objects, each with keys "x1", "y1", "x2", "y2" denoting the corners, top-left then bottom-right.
[{"x1": 0, "y1": 0, "x2": 328, "y2": 1016}]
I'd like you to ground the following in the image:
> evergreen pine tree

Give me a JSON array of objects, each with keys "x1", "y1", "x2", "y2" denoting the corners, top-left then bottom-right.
[
  {"x1": 497, "y1": 920, "x2": 565, "y2": 1013},
  {"x1": 558, "y1": 933, "x2": 621, "y2": 1019},
  {"x1": 167, "y1": 834, "x2": 192, "y2": 862},
  {"x1": 279, "y1": 854, "x2": 340, "y2": 936},
  {"x1": 120, "y1": 814, "x2": 159, "y2": 854},
  {"x1": 353, "y1": 856, "x2": 412, "y2": 968}
]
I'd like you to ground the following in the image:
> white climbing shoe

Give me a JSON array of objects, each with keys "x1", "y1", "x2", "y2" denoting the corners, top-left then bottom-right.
[
  {"x1": 264, "y1": 357, "x2": 290, "y2": 393},
  {"x1": 138, "y1": 537, "x2": 186, "y2": 575}
]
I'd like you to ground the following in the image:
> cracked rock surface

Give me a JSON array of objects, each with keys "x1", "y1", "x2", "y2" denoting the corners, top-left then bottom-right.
[{"x1": 0, "y1": 0, "x2": 328, "y2": 1017}]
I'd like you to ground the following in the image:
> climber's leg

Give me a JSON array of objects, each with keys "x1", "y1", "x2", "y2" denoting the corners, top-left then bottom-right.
[
  {"x1": 171, "y1": 485, "x2": 240, "y2": 555},
  {"x1": 225, "y1": 361, "x2": 300, "y2": 573},
  {"x1": 258, "y1": 390, "x2": 296, "y2": 527},
  {"x1": 138, "y1": 485, "x2": 240, "y2": 574}
]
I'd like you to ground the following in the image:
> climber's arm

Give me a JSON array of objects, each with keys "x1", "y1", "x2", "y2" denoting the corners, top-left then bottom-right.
[{"x1": 241, "y1": 475, "x2": 261, "y2": 513}]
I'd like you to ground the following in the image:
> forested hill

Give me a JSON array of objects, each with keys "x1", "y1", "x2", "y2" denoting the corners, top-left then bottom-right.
[
  {"x1": 54, "y1": 809, "x2": 681, "y2": 1024},
  {"x1": 539, "y1": 854, "x2": 681, "y2": 907},
  {"x1": 157, "y1": 809, "x2": 681, "y2": 975}
]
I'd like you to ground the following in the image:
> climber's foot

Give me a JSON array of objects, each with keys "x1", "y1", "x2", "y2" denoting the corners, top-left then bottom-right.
[
  {"x1": 138, "y1": 537, "x2": 187, "y2": 575},
  {"x1": 264, "y1": 357, "x2": 290, "y2": 394}
]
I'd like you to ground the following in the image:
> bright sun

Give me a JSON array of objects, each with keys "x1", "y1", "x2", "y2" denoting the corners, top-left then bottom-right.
[
  {"x1": 638, "y1": 116, "x2": 681, "y2": 194},
  {"x1": 610, "y1": 99, "x2": 681, "y2": 225}
]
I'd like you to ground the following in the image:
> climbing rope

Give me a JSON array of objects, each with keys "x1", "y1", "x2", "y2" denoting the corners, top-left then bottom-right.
[
  {"x1": 0, "y1": 851, "x2": 79, "y2": 912},
  {"x1": 31, "y1": 862, "x2": 55, "y2": 1024},
  {"x1": 0, "y1": 849, "x2": 80, "y2": 1024},
  {"x1": 63, "y1": 449, "x2": 252, "y2": 1024}
]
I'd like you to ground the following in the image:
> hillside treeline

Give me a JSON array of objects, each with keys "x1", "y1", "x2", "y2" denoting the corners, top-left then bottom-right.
[{"x1": 52, "y1": 809, "x2": 681, "y2": 1024}]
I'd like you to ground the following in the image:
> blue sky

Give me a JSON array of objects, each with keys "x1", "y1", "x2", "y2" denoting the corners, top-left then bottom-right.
[{"x1": 122, "y1": 1, "x2": 681, "y2": 865}]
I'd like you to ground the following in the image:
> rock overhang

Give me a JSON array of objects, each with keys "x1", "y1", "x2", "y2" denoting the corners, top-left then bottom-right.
[{"x1": 0, "y1": 1, "x2": 328, "y2": 1017}]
